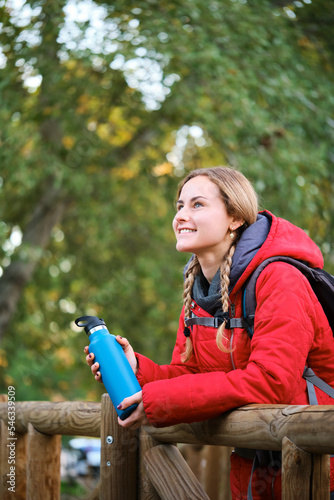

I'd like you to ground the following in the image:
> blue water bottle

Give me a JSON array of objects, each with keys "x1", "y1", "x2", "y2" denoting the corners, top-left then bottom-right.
[{"x1": 76, "y1": 315, "x2": 141, "y2": 420}]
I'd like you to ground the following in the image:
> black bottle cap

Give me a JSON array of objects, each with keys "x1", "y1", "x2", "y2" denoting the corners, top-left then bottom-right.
[{"x1": 75, "y1": 316, "x2": 106, "y2": 335}]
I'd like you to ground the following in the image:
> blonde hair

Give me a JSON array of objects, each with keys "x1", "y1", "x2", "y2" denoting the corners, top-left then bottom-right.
[{"x1": 178, "y1": 166, "x2": 258, "y2": 362}]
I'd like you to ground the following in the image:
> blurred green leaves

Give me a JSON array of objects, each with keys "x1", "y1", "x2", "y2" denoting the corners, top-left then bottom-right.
[{"x1": 0, "y1": 0, "x2": 333, "y2": 401}]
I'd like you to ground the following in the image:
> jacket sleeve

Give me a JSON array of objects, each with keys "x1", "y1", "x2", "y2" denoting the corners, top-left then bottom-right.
[
  {"x1": 135, "y1": 306, "x2": 200, "y2": 387},
  {"x1": 142, "y1": 263, "x2": 321, "y2": 427}
]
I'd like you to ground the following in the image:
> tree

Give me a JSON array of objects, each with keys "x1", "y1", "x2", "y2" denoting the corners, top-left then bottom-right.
[{"x1": 0, "y1": 0, "x2": 333, "y2": 401}]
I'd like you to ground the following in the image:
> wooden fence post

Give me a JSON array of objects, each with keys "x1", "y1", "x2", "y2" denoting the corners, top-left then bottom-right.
[
  {"x1": 26, "y1": 423, "x2": 61, "y2": 500},
  {"x1": 281, "y1": 436, "x2": 330, "y2": 500},
  {"x1": 202, "y1": 446, "x2": 232, "y2": 500},
  {"x1": 311, "y1": 452, "x2": 330, "y2": 498},
  {"x1": 179, "y1": 444, "x2": 204, "y2": 482},
  {"x1": 100, "y1": 393, "x2": 138, "y2": 500},
  {"x1": 144, "y1": 444, "x2": 211, "y2": 500},
  {"x1": 0, "y1": 394, "x2": 10, "y2": 500},
  {"x1": 13, "y1": 432, "x2": 27, "y2": 500},
  {"x1": 138, "y1": 429, "x2": 161, "y2": 500}
]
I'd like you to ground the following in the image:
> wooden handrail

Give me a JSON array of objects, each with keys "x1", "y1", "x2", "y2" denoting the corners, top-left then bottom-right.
[
  {"x1": 144, "y1": 404, "x2": 334, "y2": 454},
  {"x1": 0, "y1": 397, "x2": 333, "y2": 499},
  {"x1": 0, "y1": 400, "x2": 101, "y2": 436},
  {"x1": 1, "y1": 401, "x2": 333, "y2": 453}
]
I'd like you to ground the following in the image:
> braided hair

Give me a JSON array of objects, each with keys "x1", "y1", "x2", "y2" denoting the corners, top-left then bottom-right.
[{"x1": 178, "y1": 167, "x2": 258, "y2": 362}]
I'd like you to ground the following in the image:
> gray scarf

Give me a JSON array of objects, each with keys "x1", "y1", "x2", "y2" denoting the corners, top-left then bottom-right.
[{"x1": 191, "y1": 213, "x2": 271, "y2": 317}]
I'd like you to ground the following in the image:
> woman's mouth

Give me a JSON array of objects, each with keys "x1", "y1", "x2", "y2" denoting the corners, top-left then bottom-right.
[{"x1": 179, "y1": 228, "x2": 196, "y2": 234}]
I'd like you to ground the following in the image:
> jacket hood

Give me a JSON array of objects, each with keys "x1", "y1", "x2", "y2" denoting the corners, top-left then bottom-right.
[{"x1": 230, "y1": 210, "x2": 324, "y2": 298}]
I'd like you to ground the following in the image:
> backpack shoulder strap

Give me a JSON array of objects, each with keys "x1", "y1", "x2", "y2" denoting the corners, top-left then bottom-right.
[
  {"x1": 242, "y1": 255, "x2": 334, "y2": 338},
  {"x1": 243, "y1": 256, "x2": 334, "y2": 403},
  {"x1": 241, "y1": 256, "x2": 299, "y2": 338}
]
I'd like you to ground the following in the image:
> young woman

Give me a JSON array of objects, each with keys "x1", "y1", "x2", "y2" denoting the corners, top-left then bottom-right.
[{"x1": 85, "y1": 166, "x2": 334, "y2": 499}]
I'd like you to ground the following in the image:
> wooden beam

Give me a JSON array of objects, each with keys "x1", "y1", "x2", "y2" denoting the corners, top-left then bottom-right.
[
  {"x1": 311, "y1": 453, "x2": 330, "y2": 499},
  {"x1": 138, "y1": 429, "x2": 161, "y2": 500},
  {"x1": 281, "y1": 437, "x2": 330, "y2": 500},
  {"x1": 1, "y1": 402, "x2": 334, "y2": 454},
  {"x1": 202, "y1": 446, "x2": 232, "y2": 500},
  {"x1": 179, "y1": 444, "x2": 204, "y2": 484},
  {"x1": 0, "y1": 401, "x2": 100, "y2": 436},
  {"x1": 100, "y1": 393, "x2": 138, "y2": 500},
  {"x1": 144, "y1": 444, "x2": 210, "y2": 500},
  {"x1": 144, "y1": 404, "x2": 334, "y2": 454},
  {"x1": 0, "y1": 394, "x2": 10, "y2": 500},
  {"x1": 26, "y1": 423, "x2": 61, "y2": 500},
  {"x1": 14, "y1": 433, "x2": 27, "y2": 500}
]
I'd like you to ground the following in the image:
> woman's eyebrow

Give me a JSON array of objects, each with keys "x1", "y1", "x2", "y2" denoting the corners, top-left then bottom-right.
[{"x1": 177, "y1": 195, "x2": 208, "y2": 205}]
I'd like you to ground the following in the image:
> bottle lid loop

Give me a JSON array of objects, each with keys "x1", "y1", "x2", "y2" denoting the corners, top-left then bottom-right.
[{"x1": 75, "y1": 316, "x2": 106, "y2": 334}]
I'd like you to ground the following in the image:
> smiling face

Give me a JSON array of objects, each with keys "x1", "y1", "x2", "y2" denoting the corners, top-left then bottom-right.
[{"x1": 173, "y1": 175, "x2": 242, "y2": 266}]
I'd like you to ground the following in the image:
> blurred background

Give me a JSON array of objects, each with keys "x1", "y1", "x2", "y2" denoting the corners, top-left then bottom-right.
[{"x1": 0, "y1": 0, "x2": 333, "y2": 495}]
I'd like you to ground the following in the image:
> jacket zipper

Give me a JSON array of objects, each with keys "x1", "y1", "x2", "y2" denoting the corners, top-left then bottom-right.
[{"x1": 230, "y1": 302, "x2": 236, "y2": 370}]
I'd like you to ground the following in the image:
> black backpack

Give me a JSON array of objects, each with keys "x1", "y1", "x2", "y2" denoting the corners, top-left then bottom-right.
[
  {"x1": 240, "y1": 255, "x2": 334, "y2": 404},
  {"x1": 237, "y1": 256, "x2": 334, "y2": 500},
  {"x1": 184, "y1": 255, "x2": 334, "y2": 400},
  {"x1": 184, "y1": 256, "x2": 334, "y2": 497}
]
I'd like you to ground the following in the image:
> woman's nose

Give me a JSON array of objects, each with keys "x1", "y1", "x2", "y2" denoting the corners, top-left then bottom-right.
[{"x1": 175, "y1": 206, "x2": 190, "y2": 222}]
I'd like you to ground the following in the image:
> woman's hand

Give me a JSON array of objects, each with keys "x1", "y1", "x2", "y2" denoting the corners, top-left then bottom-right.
[
  {"x1": 115, "y1": 336, "x2": 138, "y2": 375},
  {"x1": 84, "y1": 335, "x2": 138, "y2": 382},
  {"x1": 117, "y1": 391, "x2": 149, "y2": 429},
  {"x1": 84, "y1": 346, "x2": 102, "y2": 382}
]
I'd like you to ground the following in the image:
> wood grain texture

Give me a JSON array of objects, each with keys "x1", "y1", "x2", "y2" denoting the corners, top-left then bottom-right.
[
  {"x1": 144, "y1": 444, "x2": 210, "y2": 500},
  {"x1": 138, "y1": 429, "x2": 161, "y2": 500},
  {"x1": 0, "y1": 400, "x2": 101, "y2": 436},
  {"x1": 100, "y1": 393, "x2": 138, "y2": 500},
  {"x1": 144, "y1": 404, "x2": 334, "y2": 454},
  {"x1": 26, "y1": 423, "x2": 61, "y2": 500},
  {"x1": 281, "y1": 437, "x2": 330, "y2": 500}
]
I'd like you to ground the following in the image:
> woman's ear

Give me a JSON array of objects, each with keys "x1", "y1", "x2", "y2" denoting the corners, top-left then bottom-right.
[{"x1": 230, "y1": 219, "x2": 245, "y2": 231}]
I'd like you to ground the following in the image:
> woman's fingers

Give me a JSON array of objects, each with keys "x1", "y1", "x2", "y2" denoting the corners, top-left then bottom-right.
[
  {"x1": 91, "y1": 361, "x2": 101, "y2": 380},
  {"x1": 84, "y1": 347, "x2": 102, "y2": 382},
  {"x1": 117, "y1": 391, "x2": 142, "y2": 410},
  {"x1": 116, "y1": 336, "x2": 130, "y2": 351},
  {"x1": 117, "y1": 400, "x2": 149, "y2": 429},
  {"x1": 85, "y1": 347, "x2": 95, "y2": 366},
  {"x1": 115, "y1": 336, "x2": 138, "y2": 374}
]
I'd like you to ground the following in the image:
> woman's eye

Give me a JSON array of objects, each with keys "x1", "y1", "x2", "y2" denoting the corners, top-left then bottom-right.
[{"x1": 194, "y1": 201, "x2": 203, "y2": 208}]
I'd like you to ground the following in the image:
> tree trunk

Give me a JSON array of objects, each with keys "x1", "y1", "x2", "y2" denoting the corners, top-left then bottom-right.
[{"x1": 0, "y1": 179, "x2": 67, "y2": 342}]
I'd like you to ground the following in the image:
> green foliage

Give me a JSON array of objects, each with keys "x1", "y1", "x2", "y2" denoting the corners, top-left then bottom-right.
[{"x1": 0, "y1": 0, "x2": 333, "y2": 401}]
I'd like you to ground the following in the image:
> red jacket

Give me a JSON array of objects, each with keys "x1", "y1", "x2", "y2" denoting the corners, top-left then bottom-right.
[
  {"x1": 136, "y1": 211, "x2": 334, "y2": 425},
  {"x1": 135, "y1": 211, "x2": 334, "y2": 497}
]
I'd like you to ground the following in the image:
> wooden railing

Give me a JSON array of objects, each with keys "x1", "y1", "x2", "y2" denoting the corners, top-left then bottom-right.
[{"x1": 0, "y1": 393, "x2": 333, "y2": 499}]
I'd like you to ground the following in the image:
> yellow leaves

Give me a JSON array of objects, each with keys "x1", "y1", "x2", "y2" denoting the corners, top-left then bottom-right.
[
  {"x1": 76, "y1": 93, "x2": 91, "y2": 114},
  {"x1": 4, "y1": 374, "x2": 14, "y2": 386},
  {"x1": 95, "y1": 107, "x2": 137, "y2": 147},
  {"x1": 111, "y1": 129, "x2": 133, "y2": 146},
  {"x1": 86, "y1": 390, "x2": 100, "y2": 401},
  {"x1": 50, "y1": 392, "x2": 67, "y2": 402},
  {"x1": 58, "y1": 380, "x2": 69, "y2": 391},
  {"x1": 0, "y1": 348, "x2": 8, "y2": 367},
  {"x1": 96, "y1": 123, "x2": 110, "y2": 141},
  {"x1": 76, "y1": 94, "x2": 101, "y2": 115},
  {"x1": 62, "y1": 136, "x2": 75, "y2": 149},
  {"x1": 65, "y1": 60, "x2": 77, "y2": 71},
  {"x1": 85, "y1": 165, "x2": 100, "y2": 173},
  {"x1": 47, "y1": 290, "x2": 60, "y2": 302},
  {"x1": 152, "y1": 162, "x2": 173, "y2": 177},
  {"x1": 298, "y1": 36, "x2": 312, "y2": 48},
  {"x1": 96, "y1": 121, "x2": 133, "y2": 146},
  {"x1": 113, "y1": 166, "x2": 138, "y2": 180},
  {"x1": 43, "y1": 107, "x2": 54, "y2": 116},
  {"x1": 55, "y1": 346, "x2": 75, "y2": 367},
  {"x1": 20, "y1": 139, "x2": 34, "y2": 158}
]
